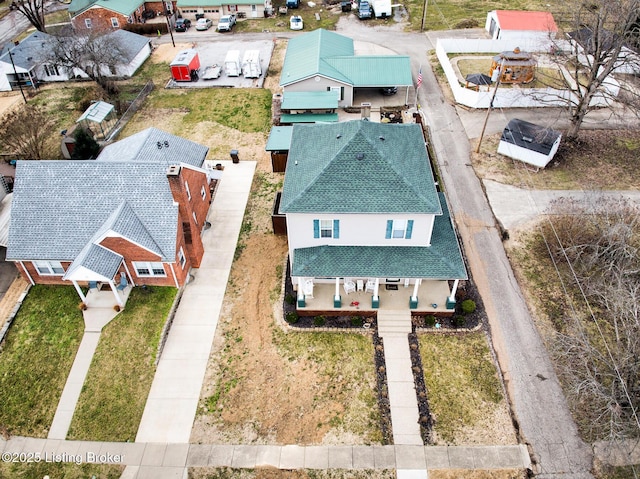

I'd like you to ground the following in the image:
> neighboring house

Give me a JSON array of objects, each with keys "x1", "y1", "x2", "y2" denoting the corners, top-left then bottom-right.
[
  {"x1": 177, "y1": 0, "x2": 268, "y2": 20},
  {"x1": 485, "y1": 10, "x2": 557, "y2": 42},
  {"x1": 278, "y1": 120, "x2": 467, "y2": 313},
  {"x1": 7, "y1": 128, "x2": 214, "y2": 306},
  {"x1": 497, "y1": 118, "x2": 562, "y2": 169},
  {"x1": 567, "y1": 27, "x2": 640, "y2": 75},
  {"x1": 0, "y1": 30, "x2": 151, "y2": 92},
  {"x1": 280, "y1": 29, "x2": 413, "y2": 108},
  {"x1": 68, "y1": 0, "x2": 178, "y2": 30}
]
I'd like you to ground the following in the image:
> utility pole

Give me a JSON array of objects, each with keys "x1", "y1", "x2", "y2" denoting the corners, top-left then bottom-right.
[
  {"x1": 165, "y1": 6, "x2": 175, "y2": 47},
  {"x1": 475, "y1": 58, "x2": 505, "y2": 153},
  {"x1": 7, "y1": 48, "x2": 27, "y2": 104},
  {"x1": 420, "y1": 0, "x2": 428, "y2": 31}
]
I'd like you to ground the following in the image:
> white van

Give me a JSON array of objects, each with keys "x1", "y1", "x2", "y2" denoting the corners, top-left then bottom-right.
[
  {"x1": 242, "y1": 50, "x2": 262, "y2": 78},
  {"x1": 224, "y1": 50, "x2": 242, "y2": 77}
]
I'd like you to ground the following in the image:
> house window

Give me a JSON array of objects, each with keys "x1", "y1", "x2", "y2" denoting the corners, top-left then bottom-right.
[
  {"x1": 133, "y1": 262, "x2": 166, "y2": 277},
  {"x1": 313, "y1": 219, "x2": 339, "y2": 239},
  {"x1": 85, "y1": 18, "x2": 92, "y2": 28},
  {"x1": 33, "y1": 261, "x2": 64, "y2": 275},
  {"x1": 178, "y1": 247, "x2": 186, "y2": 269},
  {"x1": 185, "y1": 181, "x2": 191, "y2": 200},
  {"x1": 44, "y1": 64, "x2": 60, "y2": 76},
  {"x1": 108, "y1": 65, "x2": 116, "y2": 75},
  {"x1": 111, "y1": 17, "x2": 119, "y2": 27},
  {"x1": 385, "y1": 219, "x2": 414, "y2": 239},
  {"x1": 201, "y1": 185, "x2": 207, "y2": 201},
  {"x1": 328, "y1": 86, "x2": 344, "y2": 101}
]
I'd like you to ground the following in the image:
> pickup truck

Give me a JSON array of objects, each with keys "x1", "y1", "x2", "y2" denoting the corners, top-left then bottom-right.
[{"x1": 217, "y1": 14, "x2": 236, "y2": 31}]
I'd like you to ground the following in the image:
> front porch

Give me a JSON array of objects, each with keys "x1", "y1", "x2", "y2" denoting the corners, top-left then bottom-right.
[
  {"x1": 81, "y1": 283, "x2": 133, "y2": 331},
  {"x1": 295, "y1": 279, "x2": 456, "y2": 316}
]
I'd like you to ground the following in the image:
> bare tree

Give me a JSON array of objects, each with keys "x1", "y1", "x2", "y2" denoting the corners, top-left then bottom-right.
[
  {"x1": 12, "y1": 0, "x2": 46, "y2": 33},
  {"x1": 44, "y1": 31, "x2": 128, "y2": 96},
  {"x1": 542, "y1": 195, "x2": 640, "y2": 441},
  {"x1": 0, "y1": 104, "x2": 54, "y2": 159},
  {"x1": 536, "y1": 0, "x2": 640, "y2": 140}
]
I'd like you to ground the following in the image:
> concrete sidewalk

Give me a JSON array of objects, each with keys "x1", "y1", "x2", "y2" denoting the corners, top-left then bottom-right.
[
  {"x1": 0, "y1": 436, "x2": 531, "y2": 476},
  {"x1": 483, "y1": 179, "x2": 640, "y2": 230},
  {"x1": 135, "y1": 160, "x2": 256, "y2": 444}
]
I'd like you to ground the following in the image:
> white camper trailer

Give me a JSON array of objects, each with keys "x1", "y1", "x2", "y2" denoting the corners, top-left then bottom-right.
[
  {"x1": 224, "y1": 50, "x2": 242, "y2": 77},
  {"x1": 242, "y1": 50, "x2": 262, "y2": 79}
]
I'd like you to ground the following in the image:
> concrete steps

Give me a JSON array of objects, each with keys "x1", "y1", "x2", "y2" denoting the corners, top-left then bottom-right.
[{"x1": 378, "y1": 310, "x2": 412, "y2": 336}]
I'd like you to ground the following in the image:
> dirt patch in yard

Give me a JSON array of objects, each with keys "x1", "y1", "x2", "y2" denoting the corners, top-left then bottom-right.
[
  {"x1": 0, "y1": 93, "x2": 23, "y2": 121},
  {"x1": 472, "y1": 129, "x2": 640, "y2": 190}
]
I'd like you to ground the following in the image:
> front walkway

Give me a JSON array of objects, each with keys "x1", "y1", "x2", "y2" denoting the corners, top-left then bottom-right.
[{"x1": 135, "y1": 160, "x2": 256, "y2": 444}]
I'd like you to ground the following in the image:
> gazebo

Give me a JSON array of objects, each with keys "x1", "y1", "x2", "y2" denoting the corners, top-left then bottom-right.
[
  {"x1": 76, "y1": 101, "x2": 117, "y2": 140},
  {"x1": 489, "y1": 47, "x2": 537, "y2": 84}
]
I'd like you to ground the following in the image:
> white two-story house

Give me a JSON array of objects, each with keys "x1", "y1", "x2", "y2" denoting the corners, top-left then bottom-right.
[{"x1": 278, "y1": 120, "x2": 467, "y2": 313}]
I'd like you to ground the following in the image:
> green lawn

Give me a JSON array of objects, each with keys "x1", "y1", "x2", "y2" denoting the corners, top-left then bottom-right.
[
  {"x1": 147, "y1": 87, "x2": 273, "y2": 133},
  {"x1": 419, "y1": 332, "x2": 506, "y2": 444},
  {"x1": 0, "y1": 286, "x2": 84, "y2": 438},
  {"x1": 0, "y1": 462, "x2": 123, "y2": 479},
  {"x1": 67, "y1": 287, "x2": 177, "y2": 442}
]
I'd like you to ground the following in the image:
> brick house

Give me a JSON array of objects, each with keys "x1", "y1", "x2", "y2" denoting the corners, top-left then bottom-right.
[
  {"x1": 6, "y1": 128, "x2": 213, "y2": 306},
  {"x1": 68, "y1": 0, "x2": 177, "y2": 31}
]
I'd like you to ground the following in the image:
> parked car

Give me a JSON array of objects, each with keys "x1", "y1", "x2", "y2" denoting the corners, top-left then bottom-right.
[
  {"x1": 380, "y1": 86, "x2": 398, "y2": 96},
  {"x1": 289, "y1": 15, "x2": 303, "y2": 30},
  {"x1": 195, "y1": 18, "x2": 213, "y2": 30},
  {"x1": 175, "y1": 18, "x2": 191, "y2": 31},
  {"x1": 217, "y1": 14, "x2": 236, "y2": 31}
]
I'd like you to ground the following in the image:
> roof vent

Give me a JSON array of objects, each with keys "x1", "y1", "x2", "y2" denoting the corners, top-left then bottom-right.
[
  {"x1": 167, "y1": 165, "x2": 181, "y2": 176},
  {"x1": 336, "y1": 134, "x2": 341, "y2": 139},
  {"x1": 356, "y1": 153, "x2": 364, "y2": 161},
  {"x1": 379, "y1": 136, "x2": 385, "y2": 141}
]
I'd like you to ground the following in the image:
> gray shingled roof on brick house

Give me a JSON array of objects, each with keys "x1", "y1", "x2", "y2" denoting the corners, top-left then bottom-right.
[
  {"x1": 103, "y1": 29, "x2": 150, "y2": 63},
  {"x1": 291, "y1": 193, "x2": 467, "y2": 279},
  {"x1": 279, "y1": 120, "x2": 441, "y2": 214},
  {"x1": 6, "y1": 161, "x2": 179, "y2": 263},
  {"x1": 64, "y1": 243, "x2": 123, "y2": 280},
  {"x1": 98, "y1": 128, "x2": 208, "y2": 168}
]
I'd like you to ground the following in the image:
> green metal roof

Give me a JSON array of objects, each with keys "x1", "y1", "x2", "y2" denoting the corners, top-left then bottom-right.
[
  {"x1": 177, "y1": 0, "x2": 222, "y2": 6},
  {"x1": 326, "y1": 56, "x2": 413, "y2": 87},
  {"x1": 281, "y1": 29, "x2": 354, "y2": 86},
  {"x1": 71, "y1": 0, "x2": 143, "y2": 16},
  {"x1": 280, "y1": 120, "x2": 441, "y2": 214},
  {"x1": 280, "y1": 113, "x2": 339, "y2": 124},
  {"x1": 68, "y1": 0, "x2": 94, "y2": 15},
  {"x1": 266, "y1": 126, "x2": 294, "y2": 151},
  {"x1": 281, "y1": 91, "x2": 338, "y2": 110},
  {"x1": 292, "y1": 194, "x2": 467, "y2": 279}
]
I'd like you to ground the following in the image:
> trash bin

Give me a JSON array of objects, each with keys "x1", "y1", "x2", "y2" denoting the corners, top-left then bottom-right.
[{"x1": 230, "y1": 150, "x2": 239, "y2": 163}]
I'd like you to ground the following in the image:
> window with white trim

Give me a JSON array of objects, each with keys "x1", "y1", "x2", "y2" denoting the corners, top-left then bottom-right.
[
  {"x1": 33, "y1": 261, "x2": 64, "y2": 276},
  {"x1": 185, "y1": 181, "x2": 191, "y2": 200},
  {"x1": 133, "y1": 261, "x2": 166, "y2": 277},
  {"x1": 85, "y1": 18, "x2": 93, "y2": 28},
  {"x1": 320, "y1": 220, "x2": 333, "y2": 238},
  {"x1": 178, "y1": 248, "x2": 186, "y2": 269},
  {"x1": 110, "y1": 17, "x2": 119, "y2": 27},
  {"x1": 313, "y1": 219, "x2": 339, "y2": 239},
  {"x1": 44, "y1": 64, "x2": 60, "y2": 76},
  {"x1": 385, "y1": 219, "x2": 414, "y2": 239},
  {"x1": 201, "y1": 185, "x2": 207, "y2": 201}
]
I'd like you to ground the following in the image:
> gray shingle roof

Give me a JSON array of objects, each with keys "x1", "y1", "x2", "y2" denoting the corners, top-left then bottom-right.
[
  {"x1": 101, "y1": 29, "x2": 151, "y2": 63},
  {"x1": 6, "y1": 161, "x2": 179, "y2": 262},
  {"x1": 0, "y1": 31, "x2": 53, "y2": 71},
  {"x1": 64, "y1": 243, "x2": 123, "y2": 280},
  {"x1": 97, "y1": 128, "x2": 208, "y2": 167},
  {"x1": 292, "y1": 193, "x2": 467, "y2": 279},
  {"x1": 279, "y1": 120, "x2": 441, "y2": 214}
]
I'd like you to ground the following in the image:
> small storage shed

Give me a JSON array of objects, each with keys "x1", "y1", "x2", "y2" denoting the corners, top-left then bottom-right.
[
  {"x1": 170, "y1": 49, "x2": 201, "y2": 82},
  {"x1": 266, "y1": 125, "x2": 293, "y2": 172},
  {"x1": 485, "y1": 10, "x2": 558, "y2": 41},
  {"x1": 76, "y1": 101, "x2": 117, "y2": 140},
  {"x1": 498, "y1": 118, "x2": 562, "y2": 169},
  {"x1": 489, "y1": 48, "x2": 537, "y2": 84}
]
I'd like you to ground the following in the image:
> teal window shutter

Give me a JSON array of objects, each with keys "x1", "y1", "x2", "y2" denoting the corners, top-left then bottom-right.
[
  {"x1": 333, "y1": 219, "x2": 340, "y2": 239},
  {"x1": 385, "y1": 220, "x2": 392, "y2": 239},
  {"x1": 406, "y1": 220, "x2": 414, "y2": 239},
  {"x1": 313, "y1": 219, "x2": 320, "y2": 238}
]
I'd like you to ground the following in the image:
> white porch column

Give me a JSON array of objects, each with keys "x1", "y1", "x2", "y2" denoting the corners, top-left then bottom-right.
[
  {"x1": 411, "y1": 278, "x2": 421, "y2": 301},
  {"x1": 335, "y1": 277, "x2": 340, "y2": 299},
  {"x1": 448, "y1": 279, "x2": 459, "y2": 302},
  {"x1": 109, "y1": 280, "x2": 124, "y2": 308},
  {"x1": 297, "y1": 277, "x2": 304, "y2": 299},
  {"x1": 72, "y1": 280, "x2": 87, "y2": 304},
  {"x1": 373, "y1": 278, "x2": 380, "y2": 300}
]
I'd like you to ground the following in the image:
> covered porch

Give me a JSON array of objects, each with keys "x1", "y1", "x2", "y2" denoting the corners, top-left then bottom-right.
[{"x1": 294, "y1": 277, "x2": 458, "y2": 315}]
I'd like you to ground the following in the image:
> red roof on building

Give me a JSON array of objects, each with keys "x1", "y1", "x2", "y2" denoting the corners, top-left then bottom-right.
[{"x1": 495, "y1": 10, "x2": 558, "y2": 32}]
